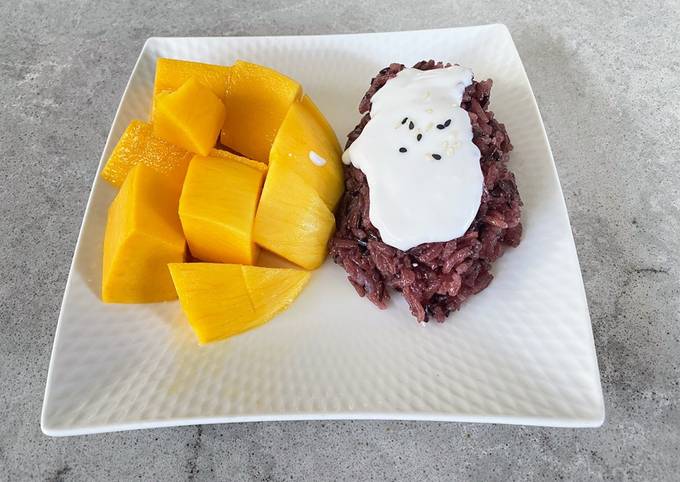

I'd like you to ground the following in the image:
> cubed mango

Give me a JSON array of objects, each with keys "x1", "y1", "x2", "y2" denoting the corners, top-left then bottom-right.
[
  {"x1": 153, "y1": 58, "x2": 231, "y2": 112},
  {"x1": 153, "y1": 78, "x2": 226, "y2": 156},
  {"x1": 100, "y1": 120, "x2": 192, "y2": 190},
  {"x1": 179, "y1": 153, "x2": 266, "y2": 264},
  {"x1": 102, "y1": 164, "x2": 186, "y2": 303},
  {"x1": 220, "y1": 60, "x2": 302, "y2": 163}
]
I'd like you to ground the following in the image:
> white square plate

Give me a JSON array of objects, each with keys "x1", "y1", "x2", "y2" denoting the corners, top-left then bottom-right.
[{"x1": 42, "y1": 25, "x2": 604, "y2": 436}]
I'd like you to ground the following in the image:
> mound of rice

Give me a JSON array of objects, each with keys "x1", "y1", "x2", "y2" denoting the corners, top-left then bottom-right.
[{"x1": 330, "y1": 60, "x2": 523, "y2": 322}]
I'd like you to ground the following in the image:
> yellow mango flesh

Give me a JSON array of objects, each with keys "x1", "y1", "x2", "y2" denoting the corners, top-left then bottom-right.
[
  {"x1": 253, "y1": 161, "x2": 335, "y2": 270},
  {"x1": 179, "y1": 153, "x2": 266, "y2": 264},
  {"x1": 102, "y1": 164, "x2": 186, "y2": 303},
  {"x1": 209, "y1": 148, "x2": 269, "y2": 173},
  {"x1": 169, "y1": 263, "x2": 310, "y2": 344},
  {"x1": 256, "y1": 249, "x2": 300, "y2": 270},
  {"x1": 220, "y1": 60, "x2": 302, "y2": 163},
  {"x1": 153, "y1": 58, "x2": 231, "y2": 113},
  {"x1": 269, "y1": 96, "x2": 343, "y2": 210},
  {"x1": 154, "y1": 78, "x2": 226, "y2": 156},
  {"x1": 300, "y1": 95, "x2": 341, "y2": 154},
  {"x1": 100, "y1": 120, "x2": 192, "y2": 189}
]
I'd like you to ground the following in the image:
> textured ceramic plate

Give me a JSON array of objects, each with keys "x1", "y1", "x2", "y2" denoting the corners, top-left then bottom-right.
[{"x1": 42, "y1": 25, "x2": 604, "y2": 436}]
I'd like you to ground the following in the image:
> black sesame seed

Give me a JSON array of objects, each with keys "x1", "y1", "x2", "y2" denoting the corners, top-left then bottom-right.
[
  {"x1": 417, "y1": 133, "x2": 422, "y2": 141},
  {"x1": 401, "y1": 117, "x2": 408, "y2": 124},
  {"x1": 399, "y1": 147, "x2": 407, "y2": 153},
  {"x1": 432, "y1": 153, "x2": 441, "y2": 160},
  {"x1": 436, "y1": 124, "x2": 445, "y2": 129},
  {"x1": 409, "y1": 121, "x2": 414, "y2": 130},
  {"x1": 444, "y1": 119, "x2": 451, "y2": 127}
]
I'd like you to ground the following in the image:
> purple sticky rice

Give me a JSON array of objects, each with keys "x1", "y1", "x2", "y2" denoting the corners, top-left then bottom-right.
[{"x1": 330, "y1": 60, "x2": 523, "y2": 322}]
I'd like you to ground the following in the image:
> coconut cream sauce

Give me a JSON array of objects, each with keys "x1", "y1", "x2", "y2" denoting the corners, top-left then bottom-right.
[{"x1": 342, "y1": 66, "x2": 483, "y2": 251}]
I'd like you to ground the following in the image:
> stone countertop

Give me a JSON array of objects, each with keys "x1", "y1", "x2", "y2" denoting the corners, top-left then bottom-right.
[{"x1": 2, "y1": 0, "x2": 678, "y2": 480}]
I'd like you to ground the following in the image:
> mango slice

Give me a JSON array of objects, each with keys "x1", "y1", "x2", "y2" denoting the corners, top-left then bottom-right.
[
  {"x1": 100, "y1": 120, "x2": 192, "y2": 189},
  {"x1": 269, "y1": 95, "x2": 343, "y2": 210},
  {"x1": 102, "y1": 164, "x2": 186, "y2": 303},
  {"x1": 220, "y1": 60, "x2": 302, "y2": 163},
  {"x1": 153, "y1": 57, "x2": 231, "y2": 105},
  {"x1": 169, "y1": 263, "x2": 311, "y2": 344},
  {"x1": 153, "y1": 78, "x2": 226, "y2": 156},
  {"x1": 179, "y1": 153, "x2": 266, "y2": 264},
  {"x1": 300, "y1": 95, "x2": 341, "y2": 155},
  {"x1": 253, "y1": 161, "x2": 335, "y2": 270}
]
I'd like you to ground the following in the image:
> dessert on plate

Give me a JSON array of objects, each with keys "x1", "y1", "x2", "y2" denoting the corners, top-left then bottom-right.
[
  {"x1": 331, "y1": 60, "x2": 523, "y2": 322},
  {"x1": 97, "y1": 55, "x2": 522, "y2": 338},
  {"x1": 99, "y1": 58, "x2": 344, "y2": 343}
]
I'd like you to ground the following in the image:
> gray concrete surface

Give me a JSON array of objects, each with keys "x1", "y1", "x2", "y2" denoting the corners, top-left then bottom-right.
[{"x1": 1, "y1": 0, "x2": 679, "y2": 480}]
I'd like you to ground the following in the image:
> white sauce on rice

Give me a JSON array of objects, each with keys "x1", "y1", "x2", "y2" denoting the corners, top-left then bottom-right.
[{"x1": 342, "y1": 66, "x2": 483, "y2": 251}]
